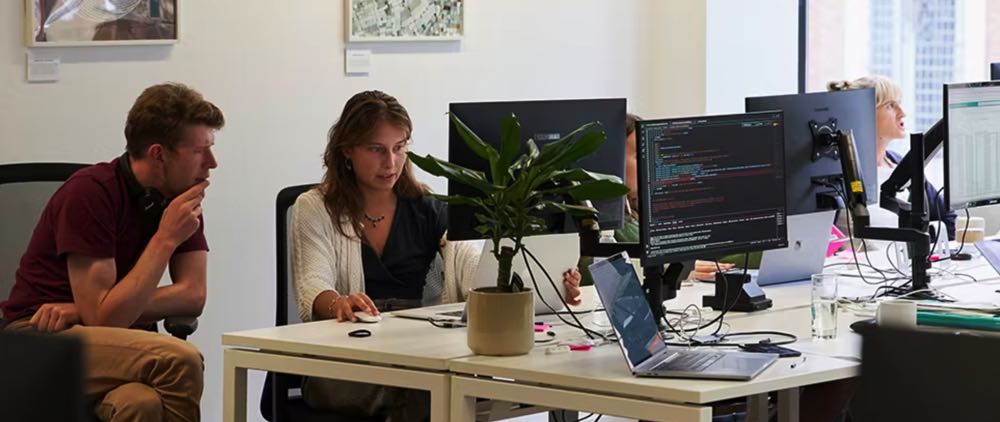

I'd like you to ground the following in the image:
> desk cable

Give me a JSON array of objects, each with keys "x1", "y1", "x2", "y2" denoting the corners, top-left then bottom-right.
[
  {"x1": 665, "y1": 331, "x2": 799, "y2": 348},
  {"x1": 827, "y1": 182, "x2": 978, "y2": 302},
  {"x1": 658, "y1": 254, "x2": 749, "y2": 343},
  {"x1": 823, "y1": 182, "x2": 892, "y2": 287},
  {"x1": 522, "y1": 247, "x2": 610, "y2": 341}
]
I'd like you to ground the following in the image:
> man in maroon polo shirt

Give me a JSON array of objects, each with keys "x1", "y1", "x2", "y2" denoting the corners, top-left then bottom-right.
[{"x1": 0, "y1": 83, "x2": 223, "y2": 422}]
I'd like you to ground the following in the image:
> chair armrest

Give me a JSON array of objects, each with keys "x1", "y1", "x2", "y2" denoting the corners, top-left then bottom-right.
[{"x1": 164, "y1": 316, "x2": 199, "y2": 340}]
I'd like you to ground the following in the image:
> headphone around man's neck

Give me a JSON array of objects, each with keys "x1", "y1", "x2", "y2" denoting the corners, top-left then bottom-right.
[{"x1": 118, "y1": 152, "x2": 167, "y2": 227}]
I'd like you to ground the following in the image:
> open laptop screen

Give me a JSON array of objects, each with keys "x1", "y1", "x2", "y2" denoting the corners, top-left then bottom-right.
[{"x1": 590, "y1": 253, "x2": 666, "y2": 368}]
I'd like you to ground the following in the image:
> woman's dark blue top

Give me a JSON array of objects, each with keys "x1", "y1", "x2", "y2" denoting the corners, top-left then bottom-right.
[{"x1": 361, "y1": 196, "x2": 447, "y2": 300}]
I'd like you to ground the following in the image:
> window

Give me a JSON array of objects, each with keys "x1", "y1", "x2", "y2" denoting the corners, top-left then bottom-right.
[{"x1": 804, "y1": 0, "x2": 1000, "y2": 154}]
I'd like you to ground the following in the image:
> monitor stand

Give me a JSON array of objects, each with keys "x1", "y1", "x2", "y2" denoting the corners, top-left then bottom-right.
[
  {"x1": 643, "y1": 263, "x2": 688, "y2": 339},
  {"x1": 702, "y1": 272, "x2": 773, "y2": 312}
]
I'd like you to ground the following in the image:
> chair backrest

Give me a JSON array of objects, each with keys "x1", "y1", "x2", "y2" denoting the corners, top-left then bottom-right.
[
  {"x1": 275, "y1": 184, "x2": 315, "y2": 326},
  {"x1": 0, "y1": 163, "x2": 88, "y2": 300}
]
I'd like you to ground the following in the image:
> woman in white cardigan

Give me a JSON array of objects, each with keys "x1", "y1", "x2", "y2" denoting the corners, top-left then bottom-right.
[{"x1": 291, "y1": 90, "x2": 581, "y2": 420}]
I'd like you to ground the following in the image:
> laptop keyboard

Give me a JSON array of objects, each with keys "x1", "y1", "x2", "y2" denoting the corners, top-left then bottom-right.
[
  {"x1": 437, "y1": 310, "x2": 465, "y2": 317},
  {"x1": 653, "y1": 352, "x2": 725, "y2": 372}
]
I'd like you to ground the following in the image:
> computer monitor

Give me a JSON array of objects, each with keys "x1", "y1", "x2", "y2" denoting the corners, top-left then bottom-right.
[
  {"x1": 746, "y1": 89, "x2": 878, "y2": 215},
  {"x1": 636, "y1": 111, "x2": 789, "y2": 267},
  {"x1": 447, "y1": 98, "x2": 627, "y2": 241},
  {"x1": 991, "y1": 62, "x2": 1000, "y2": 80},
  {"x1": 944, "y1": 80, "x2": 1000, "y2": 209}
]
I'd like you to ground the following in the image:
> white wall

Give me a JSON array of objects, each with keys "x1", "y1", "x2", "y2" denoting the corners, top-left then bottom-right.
[
  {"x1": 705, "y1": 0, "x2": 800, "y2": 114},
  {"x1": 649, "y1": 1, "x2": 707, "y2": 118},
  {"x1": 1, "y1": 1, "x2": 675, "y2": 420},
  {"x1": 2, "y1": 1, "x2": 806, "y2": 419}
]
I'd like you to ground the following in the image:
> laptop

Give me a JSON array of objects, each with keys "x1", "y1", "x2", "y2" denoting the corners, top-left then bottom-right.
[
  {"x1": 589, "y1": 252, "x2": 777, "y2": 381},
  {"x1": 975, "y1": 239, "x2": 1000, "y2": 275},
  {"x1": 737, "y1": 210, "x2": 835, "y2": 286},
  {"x1": 394, "y1": 233, "x2": 575, "y2": 321}
]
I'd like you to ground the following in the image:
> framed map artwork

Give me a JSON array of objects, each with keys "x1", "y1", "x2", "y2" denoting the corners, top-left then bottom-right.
[
  {"x1": 25, "y1": 0, "x2": 178, "y2": 47},
  {"x1": 347, "y1": 0, "x2": 463, "y2": 42}
]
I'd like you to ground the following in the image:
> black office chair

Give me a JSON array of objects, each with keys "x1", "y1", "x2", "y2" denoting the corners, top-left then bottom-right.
[
  {"x1": 260, "y1": 184, "x2": 382, "y2": 422},
  {"x1": 0, "y1": 162, "x2": 197, "y2": 339}
]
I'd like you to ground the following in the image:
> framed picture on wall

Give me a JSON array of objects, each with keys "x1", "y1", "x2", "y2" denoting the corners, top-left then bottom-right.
[
  {"x1": 25, "y1": 0, "x2": 179, "y2": 47},
  {"x1": 346, "y1": 0, "x2": 463, "y2": 42}
]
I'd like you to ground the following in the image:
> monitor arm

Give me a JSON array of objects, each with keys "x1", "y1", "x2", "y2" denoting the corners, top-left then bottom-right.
[
  {"x1": 577, "y1": 215, "x2": 685, "y2": 328},
  {"x1": 879, "y1": 119, "x2": 943, "y2": 231},
  {"x1": 816, "y1": 126, "x2": 933, "y2": 293}
]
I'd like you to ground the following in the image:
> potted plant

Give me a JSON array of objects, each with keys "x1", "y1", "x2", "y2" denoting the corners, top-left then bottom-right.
[{"x1": 408, "y1": 113, "x2": 629, "y2": 355}]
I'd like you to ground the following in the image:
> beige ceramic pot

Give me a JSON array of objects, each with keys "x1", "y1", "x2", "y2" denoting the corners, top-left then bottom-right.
[{"x1": 466, "y1": 287, "x2": 534, "y2": 356}]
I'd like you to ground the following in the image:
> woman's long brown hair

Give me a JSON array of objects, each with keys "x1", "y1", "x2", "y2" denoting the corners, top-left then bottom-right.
[{"x1": 320, "y1": 90, "x2": 428, "y2": 239}]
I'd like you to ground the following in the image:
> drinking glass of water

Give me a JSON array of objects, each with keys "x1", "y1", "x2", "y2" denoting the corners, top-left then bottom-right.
[{"x1": 811, "y1": 274, "x2": 839, "y2": 340}]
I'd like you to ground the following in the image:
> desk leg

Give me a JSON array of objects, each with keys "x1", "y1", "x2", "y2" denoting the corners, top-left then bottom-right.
[
  {"x1": 746, "y1": 393, "x2": 769, "y2": 422},
  {"x1": 450, "y1": 383, "x2": 477, "y2": 422},
  {"x1": 429, "y1": 375, "x2": 451, "y2": 422},
  {"x1": 223, "y1": 349, "x2": 247, "y2": 422},
  {"x1": 777, "y1": 388, "x2": 800, "y2": 422},
  {"x1": 550, "y1": 410, "x2": 579, "y2": 421}
]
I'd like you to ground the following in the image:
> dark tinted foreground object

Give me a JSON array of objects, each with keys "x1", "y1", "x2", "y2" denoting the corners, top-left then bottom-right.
[
  {"x1": 0, "y1": 330, "x2": 86, "y2": 422},
  {"x1": 859, "y1": 327, "x2": 1000, "y2": 421}
]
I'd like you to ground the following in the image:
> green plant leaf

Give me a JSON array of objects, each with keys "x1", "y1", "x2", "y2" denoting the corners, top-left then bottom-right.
[
  {"x1": 474, "y1": 212, "x2": 492, "y2": 223},
  {"x1": 536, "y1": 201, "x2": 600, "y2": 217},
  {"x1": 524, "y1": 215, "x2": 548, "y2": 234},
  {"x1": 494, "y1": 113, "x2": 522, "y2": 184},
  {"x1": 566, "y1": 180, "x2": 631, "y2": 201},
  {"x1": 415, "y1": 114, "x2": 629, "y2": 291},
  {"x1": 526, "y1": 138, "x2": 540, "y2": 161},
  {"x1": 408, "y1": 153, "x2": 500, "y2": 194},
  {"x1": 449, "y1": 113, "x2": 499, "y2": 170},
  {"x1": 547, "y1": 130, "x2": 606, "y2": 171},
  {"x1": 534, "y1": 122, "x2": 601, "y2": 169},
  {"x1": 550, "y1": 168, "x2": 623, "y2": 183}
]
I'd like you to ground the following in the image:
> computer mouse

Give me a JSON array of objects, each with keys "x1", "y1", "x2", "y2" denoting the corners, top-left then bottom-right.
[{"x1": 354, "y1": 311, "x2": 382, "y2": 323}]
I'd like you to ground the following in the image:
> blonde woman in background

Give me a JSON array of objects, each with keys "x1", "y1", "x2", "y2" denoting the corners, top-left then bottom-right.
[{"x1": 828, "y1": 76, "x2": 956, "y2": 242}]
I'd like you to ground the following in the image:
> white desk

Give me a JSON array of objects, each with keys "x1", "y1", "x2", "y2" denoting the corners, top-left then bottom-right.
[
  {"x1": 222, "y1": 252, "x2": 1000, "y2": 422},
  {"x1": 222, "y1": 316, "x2": 471, "y2": 422},
  {"x1": 448, "y1": 304, "x2": 862, "y2": 422}
]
